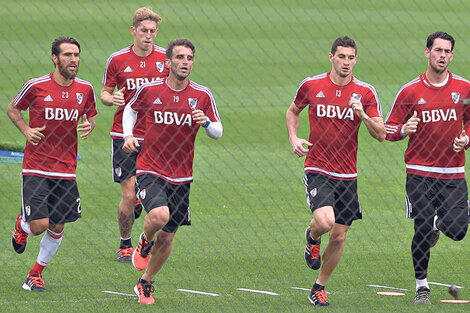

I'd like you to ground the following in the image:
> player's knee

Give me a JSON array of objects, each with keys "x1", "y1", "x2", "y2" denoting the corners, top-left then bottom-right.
[
  {"x1": 148, "y1": 207, "x2": 170, "y2": 227},
  {"x1": 316, "y1": 219, "x2": 334, "y2": 233},
  {"x1": 330, "y1": 231, "x2": 347, "y2": 244},
  {"x1": 29, "y1": 219, "x2": 49, "y2": 235},
  {"x1": 157, "y1": 232, "x2": 175, "y2": 247},
  {"x1": 48, "y1": 223, "x2": 64, "y2": 234},
  {"x1": 438, "y1": 216, "x2": 468, "y2": 241},
  {"x1": 443, "y1": 223, "x2": 467, "y2": 241}
]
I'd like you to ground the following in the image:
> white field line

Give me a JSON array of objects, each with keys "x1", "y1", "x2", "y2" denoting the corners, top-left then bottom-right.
[
  {"x1": 237, "y1": 288, "x2": 279, "y2": 296},
  {"x1": 0, "y1": 297, "x2": 131, "y2": 305},
  {"x1": 102, "y1": 290, "x2": 137, "y2": 297},
  {"x1": 366, "y1": 284, "x2": 409, "y2": 291},
  {"x1": 176, "y1": 289, "x2": 220, "y2": 297},
  {"x1": 290, "y1": 287, "x2": 331, "y2": 294},
  {"x1": 290, "y1": 287, "x2": 310, "y2": 291},
  {"x1": 429, "y1": 282, "x2": 464, "y2": 289}
]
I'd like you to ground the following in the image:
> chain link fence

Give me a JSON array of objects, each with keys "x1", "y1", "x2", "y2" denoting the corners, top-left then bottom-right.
[{"x1": 1, "y1": 0, "x2": 470, "y2": 311}]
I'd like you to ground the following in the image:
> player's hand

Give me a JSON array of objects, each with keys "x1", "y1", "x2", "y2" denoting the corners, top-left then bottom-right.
[
  {"x1": 289, "y1": 136, "x2": 312, "y2": 158},
  {"x1": 349, "y1": 97, "x2": 366, "y2": 120},
  {"x1": 24, "y1": 125, "x2": 46, "y2": 145},
  {"x1": 77, "y1": 114, "x2": 94, "y2": 140},
  {"x1": 123, "y1": 135, "x2": 140, "y2": 153},
  {"x1": 453, "y1": 130, "x2": 467, "y2": 152},
  {"x1": 403, "y1": 111, "x2": 420, "y2": 136},
  {"x1": 191, "y1": 109, "x2": 208, "y2": 126},
  {"x1": 112, "y1": 87, "x2": 126, "y2": 106}
]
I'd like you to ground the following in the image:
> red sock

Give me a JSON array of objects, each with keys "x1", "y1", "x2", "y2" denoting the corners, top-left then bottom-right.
[{"x1": 29, "y1": 262, "x2": 45, "y2": 276}]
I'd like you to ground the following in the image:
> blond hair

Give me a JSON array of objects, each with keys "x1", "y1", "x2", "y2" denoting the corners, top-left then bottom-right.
[{"x1": 133, "y1": 7, "x2": 161, "y2": 27}]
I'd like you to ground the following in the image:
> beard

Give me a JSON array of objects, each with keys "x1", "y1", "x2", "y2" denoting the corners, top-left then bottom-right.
[
  {"x1": 57, "y1": 59, "x2": 78, "y2": 80},
  {"x1": 430, "y1": 62, "x2": 447, "y2": 75},
  {"x1": 172, "y1": 68, "x2": 189, "y2": 81}
]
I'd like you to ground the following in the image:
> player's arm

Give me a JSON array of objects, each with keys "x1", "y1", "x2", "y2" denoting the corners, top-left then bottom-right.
[
  {"x1": 286, "y1": 101, "x2": 312, "y2": 157},
  {"x1": 386, "y1": 110, "x2": 420, "y2": 141},
  {"x1": 363, "y1": 116, "x2": 385, "y2": 142},
  {"x1": 349, "y1": 97, "x2": 385, "y2": 142},
  {"x1": 191, "y1": 109, "x2": 223, "y2": 140},
  {"x1": 6, "y1": 101, "x2": 45, "y2": 145},
  {"x1": 384, "y1": 90, "x2": 417, "y2": 141},
  {"x1": 453, "y1": 94, "x2": 470, "y2": 152},
  {"x1": 100, "y1": 85, "x2": 126, "y2": 107},
  {"x1": 122, "y1": 104, "x2": 140, "y2": 153}
]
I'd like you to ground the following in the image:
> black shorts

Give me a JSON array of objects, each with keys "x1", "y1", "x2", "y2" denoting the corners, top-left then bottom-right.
[
  {"x1": 112, "y1": 138, "x2": 141, "y2": 183},
  {"x1": 22, "y1": 175, "x2": 81, "y2": 224},
  {"x1": 136, "y1": 174, "x2": 191, "y2": 233},
  {"x1": 304, "y1": 173, "x2": 362, "y2": 226},
  {"x1": 406, "y1": 174, "x2": 469, "y2": 221}
]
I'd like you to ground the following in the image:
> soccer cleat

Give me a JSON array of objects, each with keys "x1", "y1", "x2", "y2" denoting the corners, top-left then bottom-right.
[
  {"x1": 134, "y1": 199, "x2": 143, "y2": 219},
  {"x1": 134, "y1": 278, "x2": 155, "y2": 304},
  {"x1": 117, "y1": 247, "x2": 134, "y2": 263},
  {"x1": 22, "y1": 274, "x2": 46, "y2": 292},
  {"x1": 304, "y1": 227, "x2": 321, "y2": 270},
  {"x1": 132, "y1": 233, "x2": 154, "y2": 271},
  {"x1": 308, "y1": 289, "x2": 330, "y2": 306},
  {"x1": 11, "y1": 213, "x2": 29, "y2": 254},
  {"x1": 414, "y1": 287, "x2": 431, "y2": 304},
  {"x1": 429, "y1": 229, "x2": 440, "y2": 248}
]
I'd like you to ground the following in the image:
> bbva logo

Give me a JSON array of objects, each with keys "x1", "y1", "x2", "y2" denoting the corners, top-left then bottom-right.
[
  {"x1": 45, "y1": 108, "x2": 79, "y2": 121},
  {"x1": 154, "y1": 111, "x2": 192, "y2": 126}
]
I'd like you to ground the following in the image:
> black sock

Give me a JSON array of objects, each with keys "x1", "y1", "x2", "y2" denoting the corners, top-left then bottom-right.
[
  {"x1": 313, "y1": 283, "x2": 324, "y2": 291},
  {"x1": 120, "y1": 238, "x2": 132, "y2": 248}
]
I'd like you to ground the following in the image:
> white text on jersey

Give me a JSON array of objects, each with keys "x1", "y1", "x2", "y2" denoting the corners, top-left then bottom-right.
[
  {"x1": 45, "y1": 108, "x2": 79, "y2": 121},
  {"x1": 317, "y1": 104, "x2": 354, "y2": 120},
  {"x1": 154, "y1": 111, "x2": 192, "y2": 126},
  {"x1": 421, "y1": 109, "x2": 457, "y2": 123},
  {"x1": 126, "y1": 77, "x2": 160, "y2": 90}
]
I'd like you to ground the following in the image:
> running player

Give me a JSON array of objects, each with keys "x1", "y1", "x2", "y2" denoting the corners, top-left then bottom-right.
[
  {"x1": 8, "y1": 36, "x2": 97, "y2": 292},
  {"x1": 122, "y1": 38, "x2": 223, "y2": 304},
  {"x1": 385, "y1": 32, "x2": 470, "y2": 304},
  {"x1": 286, "y1": 36, "x2": 385, "y2": 306},
  {"x1": 101, "y1": 7, "x2": 169, "y2": 262}
]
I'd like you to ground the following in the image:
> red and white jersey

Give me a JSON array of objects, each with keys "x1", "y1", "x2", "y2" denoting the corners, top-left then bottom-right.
[
  {"x1": 385, "y1": 71, "x2": 470, "y2": 179},
  {"x1": 128, "y1": 78, "x2": 221, "y2": 184},
  {"x1": 13, "y1": 73, "x2": 98, "y2": 180},
  {"x1": 294, "y1": 72, "x2": 382, "y2": 180},
  {"x1": 102, "y1": 44, "x2": 169, "y2": 140}
]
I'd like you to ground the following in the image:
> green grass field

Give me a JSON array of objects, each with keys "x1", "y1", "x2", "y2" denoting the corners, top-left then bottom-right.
[{"x1": 1, "y1": 0, "x2": 470, "y2": 312}]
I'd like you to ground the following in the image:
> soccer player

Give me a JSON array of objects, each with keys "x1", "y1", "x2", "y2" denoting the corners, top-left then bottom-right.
[
  {"x1": 384, "y1": 32, "x2": 470, "y2": 304},
  {"x1": 101, "y1": 7, "x2": 169, "y2": 262},
  {"x1": 8, "y1": 36, "x2": 97, "y2": 292},
  {"x1": 286, "y1": 36, "x2": 385, "y2": 306},
  {"x1": 122, "y1": 38, "x2": 223, "y2": 304}
]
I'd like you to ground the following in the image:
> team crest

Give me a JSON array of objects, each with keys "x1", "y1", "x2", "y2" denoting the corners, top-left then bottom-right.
[
  {"x1": 351, "y1": 93, "x2": 362, "y2": 101},
  {"x1": 25, "y1": 205, "x2": 31, "y2": 216},
  {"x1": 115, "y1": 167, "x2": 122, "y2": 177},
  {"x1": 188, "y1": 98, "x2": 198, "y2": 109},
  {"x1": 310, "y1": 188, "x2": 317, "y2": 198},
  {"x1": 451, "y1": 92, "x2": 460, "y2": 104},
  {"x1": 139, "y1": 189, "x2": 146, "y2": 200},
  {"x1": 76, "y1": 93, "x2": 84, "y2": 105},
  {"x1": 156, "y1": 62, "x2": 164, "y2": 73}
]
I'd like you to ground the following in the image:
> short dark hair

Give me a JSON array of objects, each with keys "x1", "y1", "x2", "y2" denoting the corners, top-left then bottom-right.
[
  {"x1": 331, "y1": 36, "x2": 357, "y2": 55},
  {"x1": 426, "y1": 32, "x2": 455, "y2": 51},
  {"x1": 51, "y1": 36, "x2": 80, "y2": 57},
  {"x1": 166, "y1": 38, "x2": 195, "y2": 60}
]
